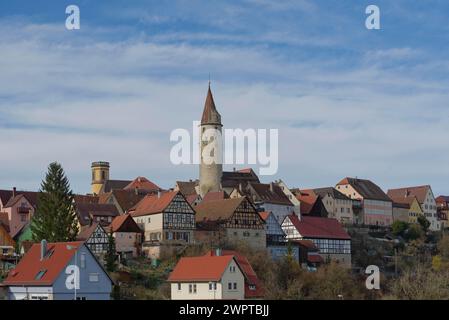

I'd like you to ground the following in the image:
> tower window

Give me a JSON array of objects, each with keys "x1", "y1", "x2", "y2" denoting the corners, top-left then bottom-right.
[
  {"x1": 102, "y1": 171, "x2": 106, "y2": 180},
  {"x1": 92, "y1": 172, "x2": 95, "y2": 181}
]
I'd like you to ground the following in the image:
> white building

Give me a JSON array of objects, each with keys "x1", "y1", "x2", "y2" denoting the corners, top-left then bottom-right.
[
  {"x1": 387, "y1": 185, "x2": 440, "y2": 231},
  {"x1": 168, "y1": 254, "x2": 245, "y2": 300}
]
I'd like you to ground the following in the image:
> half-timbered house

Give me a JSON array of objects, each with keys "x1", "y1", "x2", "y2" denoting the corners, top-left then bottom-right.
[
  {"x1": 194, "y1": 197, "x2": 266, "y2": 250},
  {"x1": 76, "y1": 222, "x2": 109, "y2": 259},
  {"x1": 282, "y1": 214, "x2": 351, "y2": 267},
  {"x1": 129, "y1": 191, "x2": 196, "y2": 259}
]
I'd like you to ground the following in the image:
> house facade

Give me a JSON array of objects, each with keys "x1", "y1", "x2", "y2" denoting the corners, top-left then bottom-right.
[
  {"x1": 388, "y1": 185, "x2": 440, "y2": 231},
  {"x1": 194, "y1": 197, "x2": 266, "y2": 250},
  {"x1": 258, "y1": 211, "x2": 298, "y2": 261},
  {"x1": 336, "y1": 177, "x2": 392, "y2": 226},
  {"x1": 282, "y1": 214, "x2": 351, "y2": 267},
  {"x1": 312, "y1": 187, "x2": 358, "y2": 224},
  {"x1": 168, "y1": 254, "x2": 245, "y2": 300},
  {"x1": 3, "y1": 240, "x2": 113, "y2": 300},
  {"x1": 2, "y1": 193, "x2": 37, "y2": 239},
  {"x1": 130, "y1": 191, "x2": 196, "y2": 258},
  {"x1": 109, "y1": 214, "x2": 142, "y2": 258},
  {"x1": 230, "y1": 182, "x2": 295, "y2": 225},
  {"x1": 76, "y1": 222, "x2": 109, "y2": 259}
]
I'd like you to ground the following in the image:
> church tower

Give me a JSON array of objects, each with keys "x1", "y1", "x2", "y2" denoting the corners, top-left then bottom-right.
[
  {"x1": 91, "y1": 161, "x2": 110, "y2": 195},
  {"x1": 199, "y1": 85, "x2": 223, "y2": 197}
]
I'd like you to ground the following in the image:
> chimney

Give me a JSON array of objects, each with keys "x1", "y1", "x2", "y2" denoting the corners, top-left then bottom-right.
[
  {"x1": 135, "y1": 186, "x2": 139, "y2": 195},
  {"x1": 269, "y1": 182, "x2": 275, "y2": 193},
  {"x1": 12, "y1": 187, "x2": 16, "y2": 198},
  {"x1": 157, "y1": 190, "x2": 161, "y2": 198},
  {"x1": 40, "y1": 239, "x2": 47, "y2": 260},
  {"x1": 215, "y1": 248, "x2": 222, "y2": 256}
]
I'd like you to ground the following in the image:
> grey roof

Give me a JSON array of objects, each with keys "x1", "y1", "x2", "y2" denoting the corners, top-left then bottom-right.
[
  {"x1": 313, "y1": 187, "x2": 352, "y2": 201},
  {"x1": 101, "y1": 180, "x2": 132, "y2": 193},
  {"x1": 337, "y1": 177, "x2": 391, "y2": 202}
]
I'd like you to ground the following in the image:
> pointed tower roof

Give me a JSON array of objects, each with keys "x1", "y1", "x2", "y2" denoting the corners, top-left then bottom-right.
[{"x1": 201, "y1": 85, "x2": 222, "y2": 126}]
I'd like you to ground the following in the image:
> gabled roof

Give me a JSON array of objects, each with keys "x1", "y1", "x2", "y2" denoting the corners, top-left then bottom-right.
[
  {"x1": 221, "y1": 170, "x2": 260, "y2": 189},
  {"x1": 202, "y1": 191, "x2": 227, "y2": 202},
  {"x1": 206, "y1": 250, "x2": 264, "y2": 298},
  {"x1": 286, "y1": 214, "x2": 350, "y2": 240},
  {"x1": 0, "y1": 190, "x2": 13, "y2": 207},
  {"x1": 194, "y1": 197, "x2": 247, "y2": 222},
  {"x1": 201, "y1": 85, "x2": 222, "y2": 126},
  {"x1": 336, "y1": 177, "x2": 390, "y2": 202},
  {"x1": 98, "y1": 190, "x2": 146, "y2": 213},
  {"x1": 73, "y1": 195, "x2": 99, "y2": 204},
  {"x1": 168, "y1": 255, "x2": 235, "y2": 282},
  {"x1": 3, "y1": 241, "x2": 83, "y2": 286},
  {"x1": 185, "y1": 194, "x2": 201, "y2": 206},
  {"x1": 387, "y1": 185, "x2": 431, "y2": 205},
  {"x1": 4, "y1": 192, "x2": 39, "y2": 209},
  {"x1": 0, "y1": 212, "x2": 10, "y2": 233},
  {"x1": 110, "y1": 214, "x2": 141, "y2": 233},
  {"x1": 295, "y1": 190, "x2": 318, "y2": 215},
  {"x1": 176, "y1": 181, "x2": 199, "y2": 196},
  {"x1": 75, "y1": 203, "x2": 119, "y2": 226},
  {"x1": 124, "y1": 177, "x2": 160, "y2": 193},
  {"x1": 436, "y1": 196, "x2": 449, "y2": 204},
  {"x1": 101, "y1": 180, "x2": 132, "y2": 193},
  {"x1": 247, "y1": 182, "x2": 293, "y2": 205},
  {"x1": 76, "y1": 222, "x2": 105, "y2": 241},
  {"x1": 313, "y1": 187, "x2": 352, "y2": 201},
  {"x1": 130, "y1": 191, "x2": 178, "y2": 217}
]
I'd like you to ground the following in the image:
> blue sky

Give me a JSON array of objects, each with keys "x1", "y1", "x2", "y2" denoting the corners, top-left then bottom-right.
[{"x1": 0, "y1": 0, "x2": 448, "y2": 195}]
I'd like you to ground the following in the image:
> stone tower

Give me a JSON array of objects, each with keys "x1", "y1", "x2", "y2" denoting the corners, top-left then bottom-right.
[
  {"x1": 199, "y1": 85, "x2": 223, "y2": 197},
  {"x1": 91, "y1": 161, "x2": 110, "y2": 195}
]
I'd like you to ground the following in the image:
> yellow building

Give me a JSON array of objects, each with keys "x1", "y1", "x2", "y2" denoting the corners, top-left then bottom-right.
[
  {"x1": 91, "y1": 161, "x2": 110, "y2": 195},
  {"x1": 408, "y1": 197, "x2": 425, "y2": 224}
]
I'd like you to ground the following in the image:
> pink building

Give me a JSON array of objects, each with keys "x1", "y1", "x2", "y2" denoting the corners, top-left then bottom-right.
[{"x1": 1, "y1": 190, "x2": 38, "y2": 238}]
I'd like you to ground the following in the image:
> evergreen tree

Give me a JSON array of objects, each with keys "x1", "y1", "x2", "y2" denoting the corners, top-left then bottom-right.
[
  {"x1": 105, "y1": 232, "x2": 117, "y2": 272},
  {"x1": 31, "y1": 162, "x2": 79, "y2": 242}
]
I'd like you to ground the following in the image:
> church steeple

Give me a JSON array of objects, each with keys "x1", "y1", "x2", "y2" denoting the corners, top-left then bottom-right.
[
  {"x1": 201, "y1": 84, "x2": 222, "y2": 126},
  {"x1": 199, "y1": 84, "x2": 223, "y2": 197}
]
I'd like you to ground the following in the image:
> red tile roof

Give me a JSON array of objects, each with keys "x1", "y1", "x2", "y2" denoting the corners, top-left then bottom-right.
[
  {"x1": 387, "y1": 185, "x2": 431, "y2": 204},
  {"x1": 124, "y1": 177, "x2": 160, "y2": 193},
  {"x1": 206, "y1": 250, "x2": 264, "y2": 298},
  {"x1": 307, "y1": 253, "x2": 324, "y2": 263},
  {"x1": 110, "y1": 214, "x2": 141, "y2": 233},
  {"x1": 130, "y1": 191, "x2": 178, "y2": 217},
  {"x1": 76, "y1": 222, "x2": 105, "y2": 241},
  {"x1": 168, "y1": 255, "x2": 235, "y2": 282},
  {"x1": 295, "y1": 189, "x2": 318, "y2": 215},
  {"x1": 287, "y1": 214, "x2": 350, "y2": 240},
  {"x1": 258, "y1": 211, "x2": 271, "y2": 221},
  {"x1": 3, "y1": 241, "x2": 83, "y2": 286},
  {"x1": 202, "y1": 191, "x2": 227, "y2": 202},
  {"x1": 291, "y1": 239, "x2": 318, "y2": 250}
]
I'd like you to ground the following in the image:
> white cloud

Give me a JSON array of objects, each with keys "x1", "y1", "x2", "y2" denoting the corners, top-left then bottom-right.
[{"x1": 0, "y1": 18, "x2": 448, "y2": 195}]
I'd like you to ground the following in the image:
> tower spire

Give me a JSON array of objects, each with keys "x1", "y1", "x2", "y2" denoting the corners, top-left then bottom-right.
[{"x1": 201, "y1": 84, "x2": 222, "y2": 126}]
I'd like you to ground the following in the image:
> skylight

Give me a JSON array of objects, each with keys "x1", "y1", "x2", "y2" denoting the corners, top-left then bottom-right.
[{"x1": 35, "y1": 270, "x2": 47, "y2": 280}]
